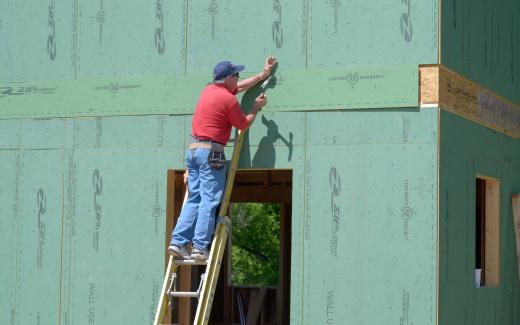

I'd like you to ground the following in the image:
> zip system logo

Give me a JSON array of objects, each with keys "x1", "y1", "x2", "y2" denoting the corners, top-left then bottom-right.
[
  {"x1": 329, "y1": 0, "x2": 340, "y2": 34},
  {"x1": 272, "y1": 0, "x2": 283, "y2": 48},
  {"x1": 208, "y1": 0, "x2": 218, "y2": 40},
  {"x1": 329, "y1": 167, "x2": 341, "y2": 258},
  {"x1": 36, "y1": 189, "x2": 46, "y2": 268},
  {"x1": 92, "y1": 170, "x2": 103, "y2": 252},
  {"x1": 155, "y1": 0, "x2": 165, "y2": 54},
  {"x1": 96, "y1": 0, "x2": 106, "y2": 46},
  {"x1": 400, "y1": 0, "x2": 413, "y2": 42},
  {"x1": 0, "y1": 86, "x2": 57, "y2": 97},
  {"x1": 47, "y1": 0, "x2": 56, "y2": 60},
  {"x1": 401, "y1": 179, "x2": 414, "y2": 240}
]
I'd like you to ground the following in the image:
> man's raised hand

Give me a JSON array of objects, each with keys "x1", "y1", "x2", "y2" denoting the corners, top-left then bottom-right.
[{"x1": 261, "y1": 56, "x2": 277, "y2": 79}]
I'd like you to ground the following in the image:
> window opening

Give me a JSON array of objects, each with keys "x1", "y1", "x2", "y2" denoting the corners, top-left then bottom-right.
[{"x1": 475, "y1": 175, "x2": 500, "y2": 288}]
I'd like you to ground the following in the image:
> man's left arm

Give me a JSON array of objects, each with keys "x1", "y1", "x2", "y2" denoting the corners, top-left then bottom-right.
[{"x1": 237, "y1": 56, "x2": 277, "y2": 93}]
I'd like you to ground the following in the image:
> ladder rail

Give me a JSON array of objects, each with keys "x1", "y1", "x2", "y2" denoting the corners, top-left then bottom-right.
[
  {"x1": 153, "y1": 255, "x2": 176, "y2": 325},
  {"x1": 194, "y1": 130, "x2": 246, "y2": 324},
  {"x1": 153, "y1": 191, "x2": 188, "y2": 325}
]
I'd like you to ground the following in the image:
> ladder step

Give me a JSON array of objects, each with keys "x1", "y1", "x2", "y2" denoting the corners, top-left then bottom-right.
[
  {"x1": 169, "y1": 291, "x2": 200, "y2": 298},
  {"x1": 173, "y1": 259, "x2": 208, "y2": 266}
]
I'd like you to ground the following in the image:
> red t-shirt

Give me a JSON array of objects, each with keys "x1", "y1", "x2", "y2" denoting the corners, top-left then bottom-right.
[{"x1": 191, "y1": 84, "x2": 249, "y2": 145}]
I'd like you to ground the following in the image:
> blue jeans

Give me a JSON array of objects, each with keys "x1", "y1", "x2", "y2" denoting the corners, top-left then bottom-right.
[{"x1": 170, "y1": 147, "x2": 227, "y2": 250}]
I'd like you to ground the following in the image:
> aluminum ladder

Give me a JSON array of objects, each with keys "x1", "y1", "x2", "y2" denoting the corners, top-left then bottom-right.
[{"x1": 154, "y1": 129, "x2": 246, "y2": 325}]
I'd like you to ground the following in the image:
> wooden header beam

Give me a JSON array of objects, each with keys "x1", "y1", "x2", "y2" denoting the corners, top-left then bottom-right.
[{"x1": 419, "y1": 65, "x2": 520, "y2": 139}]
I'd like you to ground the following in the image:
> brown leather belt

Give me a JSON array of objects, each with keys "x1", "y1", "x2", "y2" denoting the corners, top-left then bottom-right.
[{"x1": 189, "y1": 142, "x2": 224, "y2": 151}]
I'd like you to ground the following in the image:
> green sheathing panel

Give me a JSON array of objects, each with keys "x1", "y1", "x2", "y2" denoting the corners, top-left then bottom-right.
[
  {"x1": 241, "y1": 108, "x2": 437, "y2": 324},
  {"x1": 441, "y1": 0, "x2": 520, "y2": 104},
  {"x1": 293, "y1": 108, "x2": 438, "y2": 324},
  {"x1": 0, "y1": 120, "x2": 66, "y2": 325},
  {"x1": 1, "y1": 109, "x2": 438, "y2": 324},
  {"x1": 0, "y1": 65, "x2": 418, "y2": 118},
  {"x1": 0, "y1": 115, "x2": 188, "y2": 325},
  {"x1": 308, "y1": 0, "x2": 438, "y2": 67},
  {"x1": 60, "y1": 116, "x2": 186, "y2": 325},
  {"x1": 0, "y1": 119, "x2": 20, "y2": 149},
  {"x1": 257, "y1": 65, "x2": 418, "y2": 111},
  {"x1": 0, "y1": 0, "x2": 185, "y2": 82},
  {"x1": 187, "y1": 0, "x2": 438, "y2": 72},
  {"x1": 0, "y1": 151, "x2": 20, "y2": 325},
  {"x1": 60, "y1": 149, "x2": 172, "y2": 325},
  {"x1": 0, "y1": 0, "x2": 75, "y2": 82},
  {"x1": 186, "y1": 1, "x2": 306, "y2": 73},
  {"x1": 1, "y1": 0, "x2": 438, "y2": 84},
  {"x1": 16, "y1": 150, "x2": 64, "y2": 325},
  {"x1": 76, "y1": 0, "x2": 186, "y2": 78},
  {"x1": 439, "y1": 110, "x2": 520, "y2": 325}
]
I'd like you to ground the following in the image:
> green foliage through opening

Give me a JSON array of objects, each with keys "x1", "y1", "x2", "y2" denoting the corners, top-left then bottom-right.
[{"x1": 230, "y1": 203, "x2": 280, "y2": 287}]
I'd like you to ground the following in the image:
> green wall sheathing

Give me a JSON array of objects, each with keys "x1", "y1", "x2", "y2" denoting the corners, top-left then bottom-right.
[
  {"x1": 0, "y1": 65, "x2": 419, "y2": 118},
  {"x1": 0, "y1": 152, "x2": 20, "y2": 325},
  {"x1": 441, "y1": 0, "x2": 520, "y2": 104},
  {"x1": 293, "y1": 108, "x2": 438, "y2": 324},
  {"x1": 439, "y1": 110, "x2": 520, "y2": 325},
  {"x1": 0, "y1": 0, "x2": 186, "y2": 82},
  {"x1": 186, "y1": 0, "x2": 438, "y2": 71},
  {"x1": 0, "y1": 116, "x2": 188, "y2": 325},
  {"x1": 0, "y1": 148, "x2": 65, "y2": 325},
  {"x1": 186, "y1": 1, "x2": 306, "y2": 72},
  {"x1": 0, "y1": 119, "x2": 20, "y2": 149},
  {"x1": 76, "y1": 1, "x2": 186, "y2": 78},
  {"x1": 238, "y1": 108, "x2": 438, "y2": 324},
  {"x1": 1, "y1": 108, "x2": 438, "y2": 324},
  {"x1": 60, "y1": 149, "x2": 175, "y2": 325},
  {"x1": 0, "y1": 0, "x2": 75, "y2": 82},
  {"x1": 307, "y1": 0, "x2": 438, "y2": 67},
  {"x1": 234, "y1": 108, "x2": 438, "y2": 324},
  {"x1": 0, "y1": 0, "x2": 438, "y2": 112}
]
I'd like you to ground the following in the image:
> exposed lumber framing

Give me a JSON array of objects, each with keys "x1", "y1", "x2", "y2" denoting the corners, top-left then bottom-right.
[
  {"x1": 246, "y1": 287, "x2": 267, "y2": 325},
  {"x1": 419, "y1": 65, "x2": 520, "y2": 138},
  {"x1": 166, "y1": 170, "x2": 192, "y2": 324},
  {"x1": 419, "y1": 65, "x2": 439, "y2": 105}
]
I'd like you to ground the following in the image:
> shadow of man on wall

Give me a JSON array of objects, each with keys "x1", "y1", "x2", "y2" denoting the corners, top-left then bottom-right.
[
  {"x1": 238, "y1": 67, "x2": 293, "y2": 168},
  {"x1": 251, "y1": 115, "x2": 293, "y2": 168}
]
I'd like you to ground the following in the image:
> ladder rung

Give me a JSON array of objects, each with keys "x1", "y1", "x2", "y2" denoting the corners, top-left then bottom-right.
[
  {"x1": 169, "y1": 291, "x2": 200, "y2": 298},
  {"x1": 174, "y1": 259, "x2": 208, "y2": 266}
]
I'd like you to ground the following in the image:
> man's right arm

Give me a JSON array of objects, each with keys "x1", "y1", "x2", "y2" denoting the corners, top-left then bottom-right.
[
  {"x1": 244, "y1": 93, "x2": 267, "y2": 127},
  {"x1": 228, "y1": 93, "x2": 267, "y2": 130}
]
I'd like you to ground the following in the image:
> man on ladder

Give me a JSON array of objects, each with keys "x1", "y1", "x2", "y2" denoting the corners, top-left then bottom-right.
[{"x1": 169, "y1": 56, "x2": 277, "y2": 261}]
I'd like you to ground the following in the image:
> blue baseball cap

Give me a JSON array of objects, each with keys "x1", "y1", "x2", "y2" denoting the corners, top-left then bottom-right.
[{"x1": 213, "y1": 61, "x2": 245, "y2": 81}]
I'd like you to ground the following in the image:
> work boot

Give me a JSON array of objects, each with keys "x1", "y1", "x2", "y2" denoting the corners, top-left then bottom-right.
[
  {"x1": 190, "y1": 247, "x2": 210, "y2": 260},
  {"x1": 168, "y1": 245, "x2": 190, "y2": 259}
]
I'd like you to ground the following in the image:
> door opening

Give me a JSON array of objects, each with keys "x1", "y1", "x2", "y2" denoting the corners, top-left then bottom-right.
[{"x1": 166, "y1": 169, "x2": 292, "y2": 325}]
